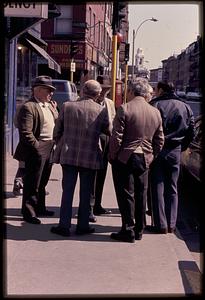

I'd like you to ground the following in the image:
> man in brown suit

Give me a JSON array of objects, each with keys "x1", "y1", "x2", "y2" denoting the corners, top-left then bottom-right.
[
  {"x1": 14, "y1": 76, "x2": 58, "y2": 224},
  {"x1": 109, "y1": 78, "x2": 164, "y2": 243},
  {"x1": 50, "y1": 80, "x2": 111, "y2": 237}
]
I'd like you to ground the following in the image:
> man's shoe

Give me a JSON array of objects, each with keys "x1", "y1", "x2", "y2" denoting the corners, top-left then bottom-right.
[
  {"x1": 135, "y1": 232, "x2": 143, "y2": 240},
  {"x1": 89, "y1": 214, "x2": 97, "y2": 223},
  {"x1": 168, "y1": 227, "x2": 176, "y2": 233},
  {"x1": 13, "y1": 183, "x2": 22, "y2": 196},
  {"x1": 145, "y1": 225, "x2": 168, "y2": 234},
  {"x1": 93, "y1": 207, "x2": 112, "y2": 215},
  {"x1": 23, "y1": 216, "x2": 41, "y2": 224},
  {"x1": 110, "y1": 231, "x2": 135, "y2": 243},
  {"x1": 76, "y1": 226, "x2": 95, "y2": 235},
  {"x1": 146, "y1": 210, "x2": 152, "y2": 216},
  {"x1": 37, "y1": 210, "x2": 55, "y2": 217},
  {"x1": 50, "y1": 226, "x2": 70, "y2": 237}
]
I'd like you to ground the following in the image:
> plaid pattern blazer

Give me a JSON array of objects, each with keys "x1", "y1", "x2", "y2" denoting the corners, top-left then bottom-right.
[{"x1": 52, "y1": 97, "x2": 111, "y2": 169}]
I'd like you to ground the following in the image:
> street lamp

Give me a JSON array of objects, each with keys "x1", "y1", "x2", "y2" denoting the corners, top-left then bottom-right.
[{"x1": 132, "y1": 17, "x2": 158, "y2": 80}]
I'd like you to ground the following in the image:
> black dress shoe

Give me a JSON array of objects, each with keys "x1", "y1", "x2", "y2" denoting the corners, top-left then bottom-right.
[
  {"x1": 146, "y1": 210, "x2": 152, "y2": 216},
  {"x1": 89, "y1": 214, "x2": 97, "y2": 223},
  {"x1": 110, "y1": 231, "x2": 135, "y2": 243},
  {"x1": 50, "y1": 226, "x2": 70, "y2": 237},
  {"x1": 37, "y1": 210, "x2": 55, "y2": 217},
  {"x1": 23, "y1": 216, "x2": 41, "y2": 224},
  {"x1": 145, "y1": 225, "x2": 168, "y2": 234},
  {"x1": 75, "y1": 226, "x2": 95, "y2": 235},
  {"x1": 93, "y1": 207, "x2": 112, "y2": 215},
  {"x1": 168, "y1": 227, "x2": 176, "y2": 233},
  {"x1": 135, "y1": 232, "x2": 143, "y2": 240}
]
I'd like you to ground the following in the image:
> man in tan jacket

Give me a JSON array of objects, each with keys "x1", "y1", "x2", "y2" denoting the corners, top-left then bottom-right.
[{"x1": 109, "y1": 77, "x2": 164, "y2": 243}]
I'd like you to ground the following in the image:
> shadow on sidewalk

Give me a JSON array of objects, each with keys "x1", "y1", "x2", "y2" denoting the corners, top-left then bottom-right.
[{"x1": 4, "y1": 222, "x2": 122, "y2": 243}]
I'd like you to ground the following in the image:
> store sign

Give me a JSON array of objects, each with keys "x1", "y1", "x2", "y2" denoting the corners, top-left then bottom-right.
[{"x1": 4, "y1": 3, "x2": 48, "y2": 18}]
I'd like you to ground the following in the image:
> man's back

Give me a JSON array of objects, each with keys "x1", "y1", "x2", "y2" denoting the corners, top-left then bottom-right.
[
  {"x1": 109, "y1": 96, "x2": 164, "y2": 166},
  {"x1": 151, "y1": 95, "x2": 195, "y2": 149},
  {"x1": 54, "y1": 98, "x2": 110, "y2": 169}
]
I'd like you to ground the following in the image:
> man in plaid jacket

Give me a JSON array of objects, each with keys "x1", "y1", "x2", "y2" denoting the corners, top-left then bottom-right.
[{"x1": 51, "y1": 80, "x2": 111, "y2": 236}]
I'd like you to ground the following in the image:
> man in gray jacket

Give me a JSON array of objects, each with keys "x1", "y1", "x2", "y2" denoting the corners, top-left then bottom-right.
[
  {"x1": 109, "y1": 78, "x2": 164, "y2": 243},
  {"x1": 51, "y1": 80, "x2": 111, "y2": 236}
]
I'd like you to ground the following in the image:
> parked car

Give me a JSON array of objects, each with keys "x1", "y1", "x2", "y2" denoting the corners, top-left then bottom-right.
[
  {"x1": 180, "y1": 115, "x2": 203, "y2": 182},
  {"x1": 186, "y1": 92, "x2": 202, "y2": 101},
  {"x1": 51, "y1": 79, "x2": 79, "y2": 110},
  {"x1": 176, "y1": 91, "x2": 186, "y2": 98}
]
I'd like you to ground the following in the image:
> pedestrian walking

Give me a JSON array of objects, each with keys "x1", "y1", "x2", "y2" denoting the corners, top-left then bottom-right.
[
  {"x1": 13, "y1": 75, "x2": 58, "y2": 224},
  {"x1": 109, "y1": 78, "x2": 164, "y2": 243},
  {"x1": 50, "y1": 80, "x2": 111, "y2": 237},
  {"x1": 89, "y1": 75, "x2": 116, "y2": 223},
  {"x1": 146, "y1": 81, "x2": 195, "y2": 234}
]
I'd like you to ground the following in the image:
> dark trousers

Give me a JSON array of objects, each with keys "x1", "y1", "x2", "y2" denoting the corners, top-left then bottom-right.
[
  {"x1": 150, "y1": 147, "x2": 181, "y2": 229},
  {"x1": 90, "y1": 135, "x2": 109, "y2": 212},
  {"x1": 22, "y1": 140, "x2": 54, "y2": 217},
  {"x1": 111, "y1": 153, "x2": 149, "y2": 234},
  {"x1": 59, "y1": 165, "x2": 96, "y2": 230}
]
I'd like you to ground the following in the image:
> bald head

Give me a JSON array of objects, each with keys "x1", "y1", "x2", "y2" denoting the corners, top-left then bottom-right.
[{"x1": 83, "y1": 80, "x2": 102, "y2": 99}]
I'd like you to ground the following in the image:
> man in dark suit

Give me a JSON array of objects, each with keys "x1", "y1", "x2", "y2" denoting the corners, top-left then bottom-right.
[
  {"x1": 14, "y1": 75, "x2": 59, "y2": 224},
  {"x1": 147, "y1": 81, "x2": 195, "y2": 234},
  {"x1": 109, "y1": 78, "x2": 164, "y2": 243},
  {"x1": 89, "y1": 75, "x2": 116, "y2": 223}
]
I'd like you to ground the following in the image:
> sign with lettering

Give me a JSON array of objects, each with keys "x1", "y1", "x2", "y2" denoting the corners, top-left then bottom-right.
[
  {"x1": 47, "y1": 42, "x2": 84, "y2": 60},
  {"x1": 70, "y1": 62, "x2": 76, "y2": 72},
  {"x1": 4, "y1": 3, "x2": 48, "y2": 18}
]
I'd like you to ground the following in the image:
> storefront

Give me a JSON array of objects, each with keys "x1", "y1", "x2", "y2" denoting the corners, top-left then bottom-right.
[{"x1": 4, "y1": 4, "x2": 61, "y2": 154}]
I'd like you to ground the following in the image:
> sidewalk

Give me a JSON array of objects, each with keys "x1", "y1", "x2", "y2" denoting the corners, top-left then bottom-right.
[{"x1": 4, "y1": 154, "x2": 202, "y2": 297}]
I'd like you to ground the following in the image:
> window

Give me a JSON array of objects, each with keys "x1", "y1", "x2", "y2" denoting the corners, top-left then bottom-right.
[
  {"x1": 93, "y1": 13, "x2": 96, "y2": 44},
  {"x1": 55, "y1": 5, "x2": 73, "y2": 35},
  {"x1": 89, "y1": 7, "x2": 92, "y2": 39}
]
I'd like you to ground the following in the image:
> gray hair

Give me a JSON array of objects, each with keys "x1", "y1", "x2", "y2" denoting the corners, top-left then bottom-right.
[
  {"x1": 83, "y1": 80, "x2": 102, "y2": 98},
  {"x1": 128, "y1": 77, "x2": 152, "y2": 98}
]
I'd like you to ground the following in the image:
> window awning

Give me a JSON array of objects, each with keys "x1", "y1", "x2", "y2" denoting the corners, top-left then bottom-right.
[{"x1": 25, "y1": 38, "x2": 61, "y2": 74}]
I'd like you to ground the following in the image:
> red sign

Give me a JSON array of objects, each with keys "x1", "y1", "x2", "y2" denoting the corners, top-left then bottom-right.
[{"x1": 46, "y1": 42, "x2": 85, "y2": 67}]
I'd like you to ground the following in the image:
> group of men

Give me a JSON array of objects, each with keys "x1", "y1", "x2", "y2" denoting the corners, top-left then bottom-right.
[{"x1": 13, "y1": 74, "x2": 195, "y2": 243}]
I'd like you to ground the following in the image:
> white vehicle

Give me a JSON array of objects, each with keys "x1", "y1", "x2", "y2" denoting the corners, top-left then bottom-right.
[
  {"x1": 186, "y1": 92, "x2": 202, "y2": 101},
  {"x1": 176, "y1": 91, "x2": 186, "y2": 98},
  {"x1": 52, "y1": 79, "x2": 79, "y2": 110}
]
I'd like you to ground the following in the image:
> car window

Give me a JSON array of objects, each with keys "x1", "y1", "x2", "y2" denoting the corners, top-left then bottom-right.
[{"x1": 52, "y1": 82, "x2": 65, "y2": 92}]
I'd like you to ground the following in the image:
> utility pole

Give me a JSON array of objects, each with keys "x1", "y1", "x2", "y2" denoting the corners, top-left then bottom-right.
[
  {"x1": 124, "y1": 43, "x2": 130, "y2": 103},
  {"x1": 111, "y1": 1, "x2": 126, "y2": 104}
]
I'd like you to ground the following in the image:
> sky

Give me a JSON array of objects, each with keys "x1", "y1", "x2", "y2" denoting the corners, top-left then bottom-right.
[{"x1": 128, "y1": 2, "x2": 201, "y2": 70}]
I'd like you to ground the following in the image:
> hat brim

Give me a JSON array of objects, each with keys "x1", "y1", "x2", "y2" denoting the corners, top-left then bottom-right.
[{"x1": 33, "y1": 84, "x2": 56, "y2": 91}]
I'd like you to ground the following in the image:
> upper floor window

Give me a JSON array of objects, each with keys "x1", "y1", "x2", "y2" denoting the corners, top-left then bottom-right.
[{"x1": 55, "y1": 5, "x2": 73, "y2": 35}]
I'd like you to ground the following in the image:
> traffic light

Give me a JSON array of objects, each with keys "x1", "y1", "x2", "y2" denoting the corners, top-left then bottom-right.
[
  {"x1": 118, "y1": 2, "x2": 127, "y2": 28},
  {"x1": 112, "y1": 1, "x2": 127, "y2": 33},
  {"x1": 125, "y1": 43, "x2": 130, "y2": 62},
  {"x1": 70, "y1": 43, "x2": 79, "y2": 58}
]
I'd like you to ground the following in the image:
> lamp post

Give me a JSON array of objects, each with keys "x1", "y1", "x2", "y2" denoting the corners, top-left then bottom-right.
[{"x1": 132, "y1": 17, "x2": 158, "y2": 80}]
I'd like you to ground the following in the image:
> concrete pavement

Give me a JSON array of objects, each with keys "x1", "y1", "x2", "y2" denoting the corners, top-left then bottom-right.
[{"x1": 3, "y1": 154, "x2": 202, "y2": 297}]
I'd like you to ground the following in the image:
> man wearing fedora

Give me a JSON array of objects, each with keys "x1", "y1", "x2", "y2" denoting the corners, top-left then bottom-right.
[
  {"x1": 14, "y1": 75, "x2": 59, "y2": 224},
  {"x1": 89, "y1": 75, "x2": 116, "y2": 222}
]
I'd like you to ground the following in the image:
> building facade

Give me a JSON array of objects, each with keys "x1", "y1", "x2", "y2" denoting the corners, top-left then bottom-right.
[
  {"x1": 40, "y1": 4, "x2": 114, "y2": 89},
  {"x1": 160, "y1": 36, "x2": 201, "y2": 93},
  {"x1": 4, "y1": 4, "x2": 61, "y2": 154}
]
